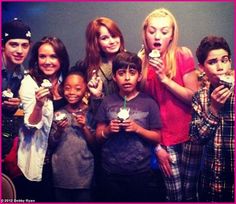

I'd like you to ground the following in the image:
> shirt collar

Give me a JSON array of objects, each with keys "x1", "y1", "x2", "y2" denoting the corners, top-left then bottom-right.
[{"x1": 2, "y1": 58, "x2": 24, "y2": 80}]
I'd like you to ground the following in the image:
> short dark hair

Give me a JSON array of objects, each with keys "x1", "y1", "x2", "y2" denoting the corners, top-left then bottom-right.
[
  {"x1": 196, "y1": 36, "x2": 231, "y2": 65},
  {"x1": 59, "y1": 68, "x2": 87, "y2": 97},
  {"x1": 112, "y1": 51, "x2": 142, "y2": 75}
]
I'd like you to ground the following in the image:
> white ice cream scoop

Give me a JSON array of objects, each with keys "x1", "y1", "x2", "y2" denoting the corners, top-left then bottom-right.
[
  {"x1": 41, "y1": 79, "x2": 52, "y2": 88},
  {"x1": 149, "y1": 49, "x2": 160, "y2": 59},
  {"x1": 54, "y1": 111, "x2": 67, "y2": 122}
]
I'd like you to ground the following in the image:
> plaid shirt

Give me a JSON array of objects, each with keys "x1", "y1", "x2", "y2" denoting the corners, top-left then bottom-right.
[{"x1": 189, "y1": 85, "x2": 234, "y2": 201}]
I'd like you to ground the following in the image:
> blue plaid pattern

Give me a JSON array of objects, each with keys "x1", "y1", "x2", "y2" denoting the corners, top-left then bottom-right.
[{"x1": 160, "y1": 144, "x2": 184, "y2": 201}]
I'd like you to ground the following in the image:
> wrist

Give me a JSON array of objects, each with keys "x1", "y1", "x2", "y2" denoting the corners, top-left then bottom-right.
[
  {"x1": 18, "y1": 102, "x2": 23, "y2": 109},
  {"x1": 35, "y1": 100, "x2": 44, "y2": 108},
  {"x1": 82, "y1": 125, "x2": 89, "y2": 133},
  {"x1": 160, "y1": 76, "x2": 169, "y2": 84},
  {"x1": 209, "y1": 104, "x2": 219, "y2": 116},
  {"x1": 155, "y1": 144, "x2": 162, "y2": 153},
  {"x1": 35, "y1": 103, "x2": 43, "y2": 110},
  {"x1": 95, "y1": 92, "x2": 104, "y2": 98},
  {"x1": 101, "y1": 128, "x2": 109, "y2": 139}
]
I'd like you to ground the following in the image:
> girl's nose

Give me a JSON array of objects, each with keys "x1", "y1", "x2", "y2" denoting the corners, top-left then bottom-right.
[
  {"x1": 154, "y1": 32, "x2": 161, "y2": 39},
  {"x1": 109, "y1": 37, "x2": 115, "y2": 44},
  {"x1": 45, "y1": 57, "x2": 51, "y2": 64}
]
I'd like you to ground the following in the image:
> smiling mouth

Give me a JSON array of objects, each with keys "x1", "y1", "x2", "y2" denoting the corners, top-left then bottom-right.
[
  {"x1": 109, "y1": 46, "x2": 118, "y2": 49},
  {"x1": 14, "y1": 56, "x2": 23, "y2": 60}
]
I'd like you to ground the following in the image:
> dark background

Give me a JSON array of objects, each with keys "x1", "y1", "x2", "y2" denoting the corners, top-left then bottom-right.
[{"x1": 2, "y1": 1, "x2": 234, "y2": 68}]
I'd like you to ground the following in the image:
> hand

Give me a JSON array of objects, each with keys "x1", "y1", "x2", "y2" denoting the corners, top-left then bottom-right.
[
  {"x1": 210, "y1": 85, "x2": 232, "y2": 114},
  {"x1": 149, "y1": 57, "x2": 168, "y2": 82},
  {"x1": 73, "y1": 113, "x2": 86, "y2": 128},
  {"x1": 120, "y1": 119, "x2": 140, "y2": 133},
  {"x1": 56, "y1": 118, "x2": 69, "y2": 129},
  {"x1": 35, "y1": 87, "x2": 51, "y2": 107},
  {"x1": 155, "y1": 148, "x2": 173, "y2": 177},
  {"x1": 2, "y1": 97, "x2": 21, "y2": 110},
  {"x1": 87, "y1": 73, "x2": 103, "y2": 97},
  {"x1": 108, "y1": 119, "x2": 121, "y2": 133}
]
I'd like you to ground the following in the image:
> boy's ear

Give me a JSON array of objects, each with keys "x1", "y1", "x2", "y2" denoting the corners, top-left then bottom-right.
[
  {"x1": 198, "y1": 64, "x2": 205, "y2": 72},
  {"x1": 137, "y1": 73, "x2": 142, "y2": 82},
  {"x1": 112, "y1": 75, "x2": 117, "y2": 82}
]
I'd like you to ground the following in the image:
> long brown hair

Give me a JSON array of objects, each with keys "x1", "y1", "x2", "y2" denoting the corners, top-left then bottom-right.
[
  {"x1": 83, "y1": 17, "x2": 125, "y2": 79},
  {"x1": 29, "y1": 36, "x2": 69, "y2": 86}
]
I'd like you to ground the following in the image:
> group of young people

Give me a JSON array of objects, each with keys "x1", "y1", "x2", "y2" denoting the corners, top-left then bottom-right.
[{"x1": 2, "y1": 8, "x2": 234, "y2": 202}]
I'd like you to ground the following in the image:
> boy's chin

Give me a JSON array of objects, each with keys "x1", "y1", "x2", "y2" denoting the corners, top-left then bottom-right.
[{"x1": 121, "y1": 89, "x2": 134, "y2": 95}]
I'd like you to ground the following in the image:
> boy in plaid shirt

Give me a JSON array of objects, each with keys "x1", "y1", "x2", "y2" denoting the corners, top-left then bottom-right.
[{"x1": 183, "y1": 36, "x2": 234, "y2": 202}]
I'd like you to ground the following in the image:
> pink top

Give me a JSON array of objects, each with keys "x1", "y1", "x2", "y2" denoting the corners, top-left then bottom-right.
[{"x1": 145, "y1": 48, "x2": 195, "y2": 146}]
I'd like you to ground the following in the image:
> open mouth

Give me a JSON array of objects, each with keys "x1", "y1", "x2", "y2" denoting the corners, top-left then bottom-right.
[{"x1": 154, "y1": 42, "x2": 161, "y2": 47}]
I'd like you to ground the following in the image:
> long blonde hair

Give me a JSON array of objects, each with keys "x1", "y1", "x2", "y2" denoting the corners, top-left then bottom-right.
[{"x1": 139, "y1": 8, "x2": 179, "y2": 88}]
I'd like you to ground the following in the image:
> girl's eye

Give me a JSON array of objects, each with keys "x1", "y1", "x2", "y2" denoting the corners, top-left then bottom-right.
[
  {"x1": 148, "y1": 29, "x2": 155, "y2": 35},
  {"x1": 51, "y1": 54, "x2": 58, "y2": 59},
  {"x1": 100, "y1": 36, "x2": 108, "y2": 41},
  {"x1": 162, "y1": 31, "x2": 168, "y2": 35},
  {"x1": 38, "y1": 55, "x2": 46, "y2": 59}
]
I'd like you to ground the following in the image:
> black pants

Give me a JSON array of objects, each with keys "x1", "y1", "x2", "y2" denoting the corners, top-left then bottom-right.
[
  {"x1": 54, "y1": 188, "x2": 92, "y2": 202},
  {"x1": 98, "y1": 168, "x2": 166, "y2": 202},
  {"x1": 13, "y1": 163, "x2": 54, "y2": 202}
]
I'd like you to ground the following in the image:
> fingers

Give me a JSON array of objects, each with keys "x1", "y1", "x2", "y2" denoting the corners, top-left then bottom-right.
[
  {"x1": 156, "y1": 149, "x2": 173, "y2": 177},
  {"x1": 56, "y1": 118, "x2": 68, "y2": 128},
  {"x1": 160, "y1": 162, "x2": 172, "y2": 177},
  {"x1": 211, "y1": 85, "x2": 232, "y2": 105},
  {"x1": 88, "y1": 76, "x2": 102, "y2": 88},
  {"x1": 73, "y1": 114, "x2": 86, "y2": 126},
  {"x1": 87, "y1": 77, "x2": 103, "y2": 97},
  {"x1": 120, "y1": 120, "x2": 138, "y2": 132},
  {"x1": 88, "y1": 78, "x2": 99, "y2": 88},
  {"x1": 159, "y1": 154, "x2": 173, "y2": 177},
  {"x1": 149, "y1": 58, "x2": 163, "y2": 70},
  {"x1": 3, "y1": 97, "x2": 21, "y2": 107},
  {"x1": 7, "y1": 97, "x2": 21, "y2": 103},
  {"x1": 35, "y1": 87, "x2": 50, "y2": 102},
  {"x1": 109, "y1": 119, "x2": 120, "y2": 132}
]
